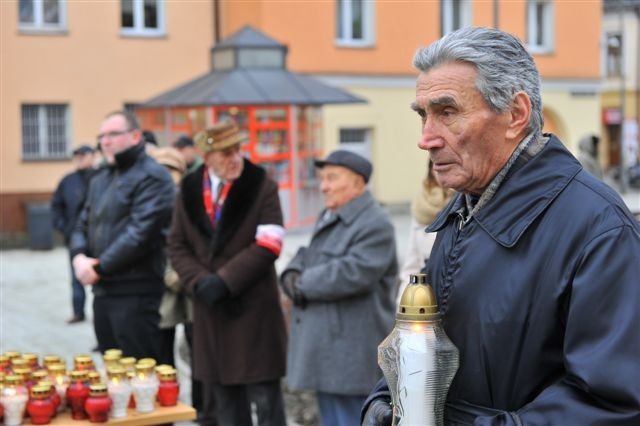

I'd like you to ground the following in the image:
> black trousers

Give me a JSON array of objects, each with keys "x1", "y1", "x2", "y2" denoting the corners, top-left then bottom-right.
[
  {"x1": 200, "y1": 380, "x2": 286, "y2": 426},
  {"x1": 93, "y1": 294, "x2": 162, "y2": 359}
]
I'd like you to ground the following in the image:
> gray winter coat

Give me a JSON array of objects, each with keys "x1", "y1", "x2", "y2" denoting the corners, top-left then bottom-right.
[{"x1": 282, "y1": 190, "x2": 398, "y2": 395}]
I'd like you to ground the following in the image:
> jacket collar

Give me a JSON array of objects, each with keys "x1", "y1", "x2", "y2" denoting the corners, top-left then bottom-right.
[
  {"x1": 113, "y1": 143, "x2": 145, "y2": 171},
  {"x1": 313, "y1": 190, "x2": 375, "y2": 235},
  {"x1": 427, "y1": 135, "x2": 582, "y2": 247}
]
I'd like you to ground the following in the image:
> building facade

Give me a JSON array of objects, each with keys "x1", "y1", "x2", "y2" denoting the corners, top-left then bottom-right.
[{"x1": 1, "y1": 0, "x2": 603, "y2": 239}]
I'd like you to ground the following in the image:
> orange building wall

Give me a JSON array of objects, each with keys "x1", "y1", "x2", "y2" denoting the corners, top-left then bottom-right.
[{"x1": 221, "y1": 1, "x2": 601, "y2": 80}]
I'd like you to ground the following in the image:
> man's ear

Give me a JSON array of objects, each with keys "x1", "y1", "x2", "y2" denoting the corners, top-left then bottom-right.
[{"x1": 505, "y1": 91, "x2": 532, "y2": 142}]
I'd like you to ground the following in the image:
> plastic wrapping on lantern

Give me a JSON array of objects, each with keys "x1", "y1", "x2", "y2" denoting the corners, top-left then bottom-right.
[{"x1": 378, "y1": 274, "x2": 459, "y2": 426}]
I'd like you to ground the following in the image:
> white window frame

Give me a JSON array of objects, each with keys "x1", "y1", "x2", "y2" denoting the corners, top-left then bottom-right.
[
  {"x1": 120, "y1": 0, "x2": 166, "y2": 38},
  {"x1": 526, "y1": 0, "x2": 554, "y2": 54},
  {"x1": 335, "y1": 0, "x2": 375, "y2": 48},
  {"x1": 441, "y1": 0, "x2": 472, "y2": 36},
  {"x1": 21, "y1": 104, "x2": 71, "y2": 161},
  {"x1": 18, "y1": 0, "x2": 67, "y2": 33}
]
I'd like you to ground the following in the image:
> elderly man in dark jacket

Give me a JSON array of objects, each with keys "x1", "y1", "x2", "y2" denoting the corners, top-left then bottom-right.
[
  {"x1": 168, "y1": 120, "x2": 287, "y2": 426},
  {"x1": 281, "y1": 150, "x2": 398, "y2": 426},
  {"x1": 363, "y1": 27, "x2": 640, "y2": 426},
  {"x1": 70, "y1": 110, "x2": 174, "y2": 359},
  {"x1": 52, "y1": 144, "x2": 95, "y2": 324}
]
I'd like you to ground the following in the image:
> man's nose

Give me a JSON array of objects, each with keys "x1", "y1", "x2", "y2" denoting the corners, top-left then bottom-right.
[{"x1": 418, "y1": 117, "x2": 444, "y2": 151}]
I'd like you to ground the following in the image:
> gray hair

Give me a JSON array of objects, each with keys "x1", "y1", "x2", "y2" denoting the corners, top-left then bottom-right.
[{"x1": 413, "y1": 27, "x2": 543, "y2": 136}]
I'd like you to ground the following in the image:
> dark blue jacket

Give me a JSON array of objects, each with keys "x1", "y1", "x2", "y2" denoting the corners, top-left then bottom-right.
[
  {"x1": 366, "y1": 135, "x2": 640, "y2": 425},
  {"x1": 51, "y1": 168, "x2": 94, "y2": 243}
]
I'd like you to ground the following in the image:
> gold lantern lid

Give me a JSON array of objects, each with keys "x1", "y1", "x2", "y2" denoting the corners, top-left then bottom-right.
[
  {"x1": 88, "y1": 371, "x2": 101, "y2": 384},
  {"x1": 158, "y1": 368, "x2": 177, "y2": 381},
  {"x1": 5, "y1": 374, "x2": 23, "y2": 386},
  {"x1": 30, "y1": 385, "x2": 50, "y2": 399},
  {"x1": 74, "y1": 354, "x2": 94, "y2": 368},
  {"x1": 104, "y1": 349, "x2": 123, "y2": 359},
  {"x1": 137, "y1": 358, "x2": 156, "y2": 368},
  {"x1": 48, "y1": 363, "x2": 66, "y2": 374},
  {"x1": 10, "y1": 358, "x2": 28, "y2": 369},
  {"x1": 37, "y1": 380, "x2": 54, "y2": 390},
  {"x1": 397, "y1": 274, "x2": 440, "y2": 322},
  {"x1": 42, "y1": 355, "x2": 62, "y2": 368},
  {"x1": 31, "y1": 370, "x2": 48, "y2": 382},
  {"x1": 12, "y1": 367, "x2": 32, "y2": 381},
  {"x1": 0, "y1": 370, "x2": 6, "y2": 383},
  {"x1": 120, "y1": 357, "x2": 136, "y2": 369},
  {"x1": 107, "y1": 366, "x2": 126, "y2": 380},
  {"x1": 89, "y1": 383, "x2": 108, "y2": 397},
  {"x1": 22, "y1": 353, "x2": 38, "y2": 365},
  {"x1": 69, "y1": 370, "x2": 89, "y2": 381},
  {"x1": 0, "y1": 355, "x2": 9, "y2": 365},
  {"x1": 4, "y1": 351, "x2": 20, "y2": 360}
]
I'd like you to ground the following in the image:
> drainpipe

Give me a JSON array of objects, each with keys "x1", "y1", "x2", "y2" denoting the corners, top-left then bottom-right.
[
  {"x1": 214, "y1": 0, "x2": 220, "y2": 43},
  {"x1": 493, "y1": 0, "x2": 499, "y2": 29},
  {"x1": 619, "y1": 0, "x2": 629, "y2": 193}
]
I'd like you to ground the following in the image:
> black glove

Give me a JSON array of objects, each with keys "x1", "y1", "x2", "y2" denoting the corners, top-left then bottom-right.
[
  {"x1": 280, "y1": 270, "x2": 301, "y2": 299},
  {"x1": 361, "y1": 398, "x2": 393, "y2": 426},
  {"x1": 195, "y1": 274, "x2": 230, "y2": 308}
]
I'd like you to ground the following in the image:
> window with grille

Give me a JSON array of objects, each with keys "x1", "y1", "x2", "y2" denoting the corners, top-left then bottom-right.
[
  {"x1": 336, "y1": 0, "x2": 375, "y2": 47},
  {"x1": 18, "y1": 0, "x2": 66, "y2": 32},
  {"x1": 441, "y1": 0, "x2": 471, "y2": 36},
  {"x1": 21, "y1": 104, "x2": 70, "y2": 160},
  {"x1": 527, "y1": 0, "x2": 554, "y2": 53},
  {"x1": 121, "y1": 0, "x2": 165, "y2": 37}
]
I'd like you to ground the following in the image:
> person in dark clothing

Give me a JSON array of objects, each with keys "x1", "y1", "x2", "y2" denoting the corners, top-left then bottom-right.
[
  {"x1": 362, "y1": 27, "x2": 640, "y2": 426},
  {"x1": 173, "y1": 135, "x2": 202, "y2": 173},
  {"x1": 70, "y1": 111, "x2": 175, "y2": 359},
  {"x1": 51, "y1": 144, "x2": 96, "y2": 324}
]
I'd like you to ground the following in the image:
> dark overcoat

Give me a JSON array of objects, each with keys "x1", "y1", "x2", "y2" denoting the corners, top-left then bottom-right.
[
  {"x1": 366, "y1": 135, "x2": 640, "y2": 425},
  {"x1": 168, "y1": 160, "x2": 287, "y2": 384}
]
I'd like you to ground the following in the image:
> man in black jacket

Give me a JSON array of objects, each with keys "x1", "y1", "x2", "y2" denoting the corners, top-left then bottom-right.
[
  {"x1": 52, "y1": 145, "x2": 96, "y2": 324},
  {"x1": 70, "y1": 110, "x2": 175, "y2": 358}
]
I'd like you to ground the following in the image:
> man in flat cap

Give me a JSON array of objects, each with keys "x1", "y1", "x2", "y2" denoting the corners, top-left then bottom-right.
[
  {"x1": 52, "y1": 144, "x2": 96, "y2": 324},
  {"x1": 280, "y1": 149, "x2": 398, "y2": 426},
  {"x1": 168, "y1": 120, "x2": 287, "y2": 426}
]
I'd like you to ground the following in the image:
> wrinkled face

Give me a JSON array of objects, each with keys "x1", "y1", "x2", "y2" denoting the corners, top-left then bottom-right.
[
  {"x1": 412, "y1": 62, "x2": 514, "y2": 195},
  {"x1": 318, "y1": 165, "x2": 365, "y2": 210},
  {"x1": 205, "y1": 144, "x2": 244, "y2": 181},
  {"x1": 97, "y1": 114, "x2": 141, "y2": 164}
]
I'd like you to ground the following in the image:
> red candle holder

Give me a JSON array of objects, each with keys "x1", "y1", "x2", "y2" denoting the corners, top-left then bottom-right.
[
  {"x1": 66, "y1": 370, "x2": 90, "y2": 420},
  {"x1": 37, "y1": 381, "x2": 60, "y2": 416},
  {"x1": 26, "y1": 385, "x2": 55, "y2": 425},
  {"x1": 84, "y1": 384, "x2": 112, "y2": 423},
  {"x1": 157, "y1": 368, "x2": 179, "y2": 407}
]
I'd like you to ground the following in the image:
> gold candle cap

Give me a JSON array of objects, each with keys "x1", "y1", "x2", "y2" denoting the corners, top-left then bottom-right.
[
  {"x1": 104, "y1": 349, "x2": 123, "y2": 359},
  {"x1": 137, "y1": 358, "x2": 156, "y2": 368},
  {"x1": 89, "y1": 383, "x2": 108, "y2": 396},
  {"x1": 22, "y1": 353, "x2": 38, "y2": 364},
  {"x1": 31, "y1": 370, "x2": 48, "y2": 382},
  {"x1": 4, "y1": 351, "x2": 21, "y2": 360},
  {"x1": 126, "y1": 371, "x2": 135, "y2": 380},
  {"x1": 30, "y1": 385, "x2": 50, "y2": 399},
  {"x1": 37, "y1": 380, "x2": 54, "y2": 390},
  {"x1": 42, "y1": 355, "x2": 62, "y2": 367},
  {"x1": 158, "y1": 368, "x2": 177, "y2": 381},
  {"x1": 103, "y1": 352, "x2": 120, "y2": 363},
  {"x1": 5, "y1": 374, "x2": 24, "y2": 386},
  {"x1": 0, "y1": 355, "x2": 9, "y2": 366},
  {"x1": 120, "y1": 357, "x2": 136, "y2": 369},
  {"x1": 10, "y1": 358, "x2": 28, "y2": 368},
  {"x1": 0, "y1": 370, "x2": 6, "y2": 383},
  {"x1": 397, "y1": 273, "x2": 440, "y2": 322},
  {"x1": 69, "y1": 370, "x2": 89, "y2": 381},
  {"x1": 12, "y1": 367, "x2": 32, "y2": 381},
  {"x1": 107, "y1": 366, "x2": 126, "y2": 380},
  {"x1": 155, "y1": 364, "x2": 173, "y2": 373},
  {"x1": 48, "y1": 363, "x2": 66, "y2": 374},
  {"x1": 74, "y1": 354, "x2": 94, "y2": 368},
  {"x1": 88, "y1": 371, "x2": 101, "y2": 384}
]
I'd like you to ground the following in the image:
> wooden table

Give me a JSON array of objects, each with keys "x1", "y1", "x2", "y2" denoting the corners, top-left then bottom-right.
[{"x1": 48, "y1": 402, "x2": 196, "y2": 425}]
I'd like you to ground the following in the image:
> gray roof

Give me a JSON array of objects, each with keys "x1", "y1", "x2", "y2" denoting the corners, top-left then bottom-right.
[
  {"x1": 142, "y1": 69, "x2": 366, "y2": 107},
  {"x1": 215, "y1": 25, "x2": 283, "y2": 49}
]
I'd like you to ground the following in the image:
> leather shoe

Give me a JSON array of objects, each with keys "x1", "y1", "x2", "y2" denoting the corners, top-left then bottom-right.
[{"x1": 66, "y1": 316, "x2": 85, "y2": 324}]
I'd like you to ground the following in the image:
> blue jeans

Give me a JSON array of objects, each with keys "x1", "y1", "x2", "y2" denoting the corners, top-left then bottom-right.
[{"x1": 317, "y1": 392, "x2": 366, "y2": 426}]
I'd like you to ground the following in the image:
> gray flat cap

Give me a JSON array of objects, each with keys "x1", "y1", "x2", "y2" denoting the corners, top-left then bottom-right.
[{"x1": 314, "y1": 150, "x2": 372, "y2": 183}]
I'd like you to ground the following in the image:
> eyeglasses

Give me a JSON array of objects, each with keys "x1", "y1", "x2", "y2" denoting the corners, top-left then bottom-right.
[{"x1": 96, "y1": 129, "x2": 132, "y2": 142}]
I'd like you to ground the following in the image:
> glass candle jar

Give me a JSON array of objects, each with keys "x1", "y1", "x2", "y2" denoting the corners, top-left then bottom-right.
[
  {"x1": 88, "y1": 371, "x2": 101, "y2": 385},
  {"x1": 27, "y1": 385, "x2": 55, "y2": 425},
  {"x1": 31, "y1": 370, "x2": 48, "y2": 385},
  {"x1": 66, "y1": 370, "x2": 90, "y2": 420},
  {"x1": 157, "y1": 368, "x2": 179, "y2": 407},
  {"x1": 131, "y1": 364, "x2": 158, "y2": 413},
  {"x1": 42, "y1": 355, "x2": 62, "y2": 371},
  {"x1": 47, "y1": 364, "x2": 68, "y2": 411},
  {"x1": 1, "y1": 375, "x2": 29, "y2": 426},
  {"x1": 12, "y1": 367, "x2": 34, "y2": 391},
  {"x1": 37, "y1": 381, "x2": 60, "y2": 415},
  {"x1": 101, "y1": 353, "x2": 120, "y2": 380},
  {"x1": 84, "y1": 384, "x2": 112, "y2": 423},
  {"x1": 107, "y1": 367, "x2": 131, "y2": 419}
]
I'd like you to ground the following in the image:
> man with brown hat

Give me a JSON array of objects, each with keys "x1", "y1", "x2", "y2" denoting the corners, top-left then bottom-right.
[{"x1": 168, "y1": 120, "x2": 287, "y2": 426}]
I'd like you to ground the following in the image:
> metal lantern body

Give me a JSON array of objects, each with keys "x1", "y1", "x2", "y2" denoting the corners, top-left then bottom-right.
[{"x1": 378, "y1": 274, "x2": 459, "y2": 426}]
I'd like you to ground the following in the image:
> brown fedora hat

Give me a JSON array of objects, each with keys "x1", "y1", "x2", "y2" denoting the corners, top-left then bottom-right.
[{"x1": 194, "y1": 120, "x2": 247, "y2": 154}]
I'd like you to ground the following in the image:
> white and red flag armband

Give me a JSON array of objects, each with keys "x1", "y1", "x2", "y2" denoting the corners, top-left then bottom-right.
[{"x1": 255, "y1": 224, "x2": 285, "y2": 256}]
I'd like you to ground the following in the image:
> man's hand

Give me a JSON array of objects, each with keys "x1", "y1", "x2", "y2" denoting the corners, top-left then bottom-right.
[
  {"x1": 362, "y1": 398, "x2": 393, "y2": 426},
  {"x1": 72, "y1": 254, "x2": 100, "y2": 286},
  {"x1": 280, "y1": 271, "x2": 301, "y2": 299}
]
